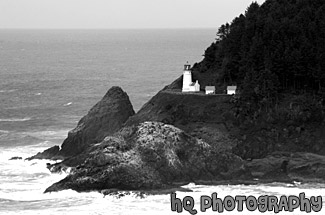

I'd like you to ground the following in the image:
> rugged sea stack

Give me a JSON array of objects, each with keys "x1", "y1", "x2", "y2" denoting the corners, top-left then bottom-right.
[
  {"x1": 28, "y1": 86, "x2": 135, "y2": 161},
  {"x1": 30, "y1": 0, "x2": 325, "y2": 193}
]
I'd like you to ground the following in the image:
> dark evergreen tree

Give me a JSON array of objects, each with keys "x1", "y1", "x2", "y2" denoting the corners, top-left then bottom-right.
[{"x1": 193, "y1": 0, "x2": 325, "y2": 104}]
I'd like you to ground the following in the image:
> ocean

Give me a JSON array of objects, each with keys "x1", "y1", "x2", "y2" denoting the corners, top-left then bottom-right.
[{"x1": 0, "y1": 29, "x2": 324, "y2": 215}]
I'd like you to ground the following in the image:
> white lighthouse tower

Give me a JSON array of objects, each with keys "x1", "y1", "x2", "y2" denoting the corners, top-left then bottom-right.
[
  {"x1": 182, "y1": 62, "x2": 200, "y2": 92},
  {"x1": 182, "y1": 62, "x2": 192, "y2": 92}
]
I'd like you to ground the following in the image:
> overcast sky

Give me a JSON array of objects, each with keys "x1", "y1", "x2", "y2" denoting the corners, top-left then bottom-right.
[{"x1": 0, "y1": 0, "x2": 265, "y2": 29}]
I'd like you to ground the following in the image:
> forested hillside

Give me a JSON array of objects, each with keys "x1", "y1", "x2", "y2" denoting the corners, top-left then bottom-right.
[{"x1": 194, "y1": 0, "x2": 325, "y2": 104}]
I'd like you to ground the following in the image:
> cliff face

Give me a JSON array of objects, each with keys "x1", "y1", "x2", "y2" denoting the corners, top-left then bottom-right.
[
  {"x1": 28, "y1": 86, "x2": 135, "y2": 160},
  {"x1": 126, "y1": 90, "x2": 238, "y2": 152},
  {"x1": 126, "y1": 90, "x2": 231, "y2": 126}
]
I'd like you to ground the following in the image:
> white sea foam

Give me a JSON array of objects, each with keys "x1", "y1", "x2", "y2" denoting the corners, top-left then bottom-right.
[
  {"x1": 0, "y1": 130, "x2": 9, "y2": 134},
  {"x1": 0, "y1": 117, "x2": 31, "y2": 122},
  {"x1": 0, "y1": 89, "x2": 16, "y2": 93},
  {"x1": 63, "y1": 102, "x2": 72, "y2": 106}
]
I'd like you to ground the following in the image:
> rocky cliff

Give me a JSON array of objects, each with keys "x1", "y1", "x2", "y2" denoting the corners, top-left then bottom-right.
[{"x1": 28, "y1": 86, "x2": 135, "y2": 160}]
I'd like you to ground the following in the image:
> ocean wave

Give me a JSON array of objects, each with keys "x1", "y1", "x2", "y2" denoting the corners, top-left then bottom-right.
[
  {"x1": 63, "y1": 102, "x2": 72, "y2": 106},
  {"x1": 0, "y1": 130, "x2": 9, "y2": 139},
  {"x1": 23, "y1": 130, "x2": 68, "y2": 140},
  {"x1": 0, "y1": 129, "x2": 68, "y2": 148},
  {"x1": 0, "y1": 130, "x2": 9, "y2": 134},
  {"x1": 0, "y1": 89, "x2": 16, "y2": 93},
  {"x1": 0, "y1": 131, "x2": 44, "y2": 148},
  {"x1": 0, "y1": 117, "x2": 31, "y2": 122}
]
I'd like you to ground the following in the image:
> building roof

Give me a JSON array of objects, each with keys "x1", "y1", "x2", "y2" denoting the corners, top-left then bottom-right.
[
  {"x1": 189, "y1": 82, "x2": 195, "y2": 86},
  {"x1": 205, "y1": 86, "x2": 215, "y2": 91},
  {"x1": 227, "y1": 86, "x2": 237, "y2": 90}
]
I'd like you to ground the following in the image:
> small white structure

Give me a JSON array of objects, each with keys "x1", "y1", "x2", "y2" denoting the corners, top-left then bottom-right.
[
  {"x1": 188, "y1": 80, "x2": 200, "y2": 92},
  {"x1": 205, "y1": 86, "x2": 215, "y2": 94},
  {"x1": 227, "y1": 86, "x2": 237, "y2": 95},
  {"x1": 182, "y1": 62, "x2": 200, "y2": 92}
]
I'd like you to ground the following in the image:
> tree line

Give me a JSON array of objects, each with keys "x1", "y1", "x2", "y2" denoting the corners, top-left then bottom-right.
[{"x1": 194, "y1": 0, "x2": 325, "y2": 105}]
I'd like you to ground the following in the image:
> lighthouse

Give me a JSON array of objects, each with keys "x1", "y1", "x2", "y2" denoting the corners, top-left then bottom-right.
[
  {"x1": 182, "y1": 62, "x2": 192, "y2": 92},
  {"x1": 182, "y1": 62, "x2": 200, "y2": 92}
]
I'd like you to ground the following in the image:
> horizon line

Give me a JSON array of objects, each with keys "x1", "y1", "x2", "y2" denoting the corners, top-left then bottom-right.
[{"x1": 0, "y1": 27, "x2": 217, "y2": 30}]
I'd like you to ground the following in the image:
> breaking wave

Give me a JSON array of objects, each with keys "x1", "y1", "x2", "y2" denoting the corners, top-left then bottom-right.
[
  {"x1": 63, "y1": 102, "x2": 72, "y2": 106},
  {"x1": 0, "y1": 89, "x2": 16, "y2": 93},
  {"x1": 0, "y1": 117, "x2": 31, "y2": 122}
]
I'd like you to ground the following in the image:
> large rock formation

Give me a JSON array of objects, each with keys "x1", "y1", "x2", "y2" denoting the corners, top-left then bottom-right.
[
  {"x1": 44, "y1": 120, "x2": 325, "y2": 193},
  {"x1": 28, "y1": 86, "x2": 135, "y2": 160},
  {"x1": 41, "y1": 85, "x2": 325, "y2": 193},
  {"x1": 44, "y1": 121, "x2": 244, "y2": 193}
]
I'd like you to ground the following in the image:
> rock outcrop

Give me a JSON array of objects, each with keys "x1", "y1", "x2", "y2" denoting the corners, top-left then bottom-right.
[
  {"x1": 44, "y1": 121, "x2": 244, "y2": 193},
  {"x1": 245, "y1": 151, "x2": 325, "y2": 183},
  {"x1": 28, "y1": 86, "x2": 135, "y2": 160},
  {"x1": 26, "y1": 145, "x2": 61, "y2": 161}
]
